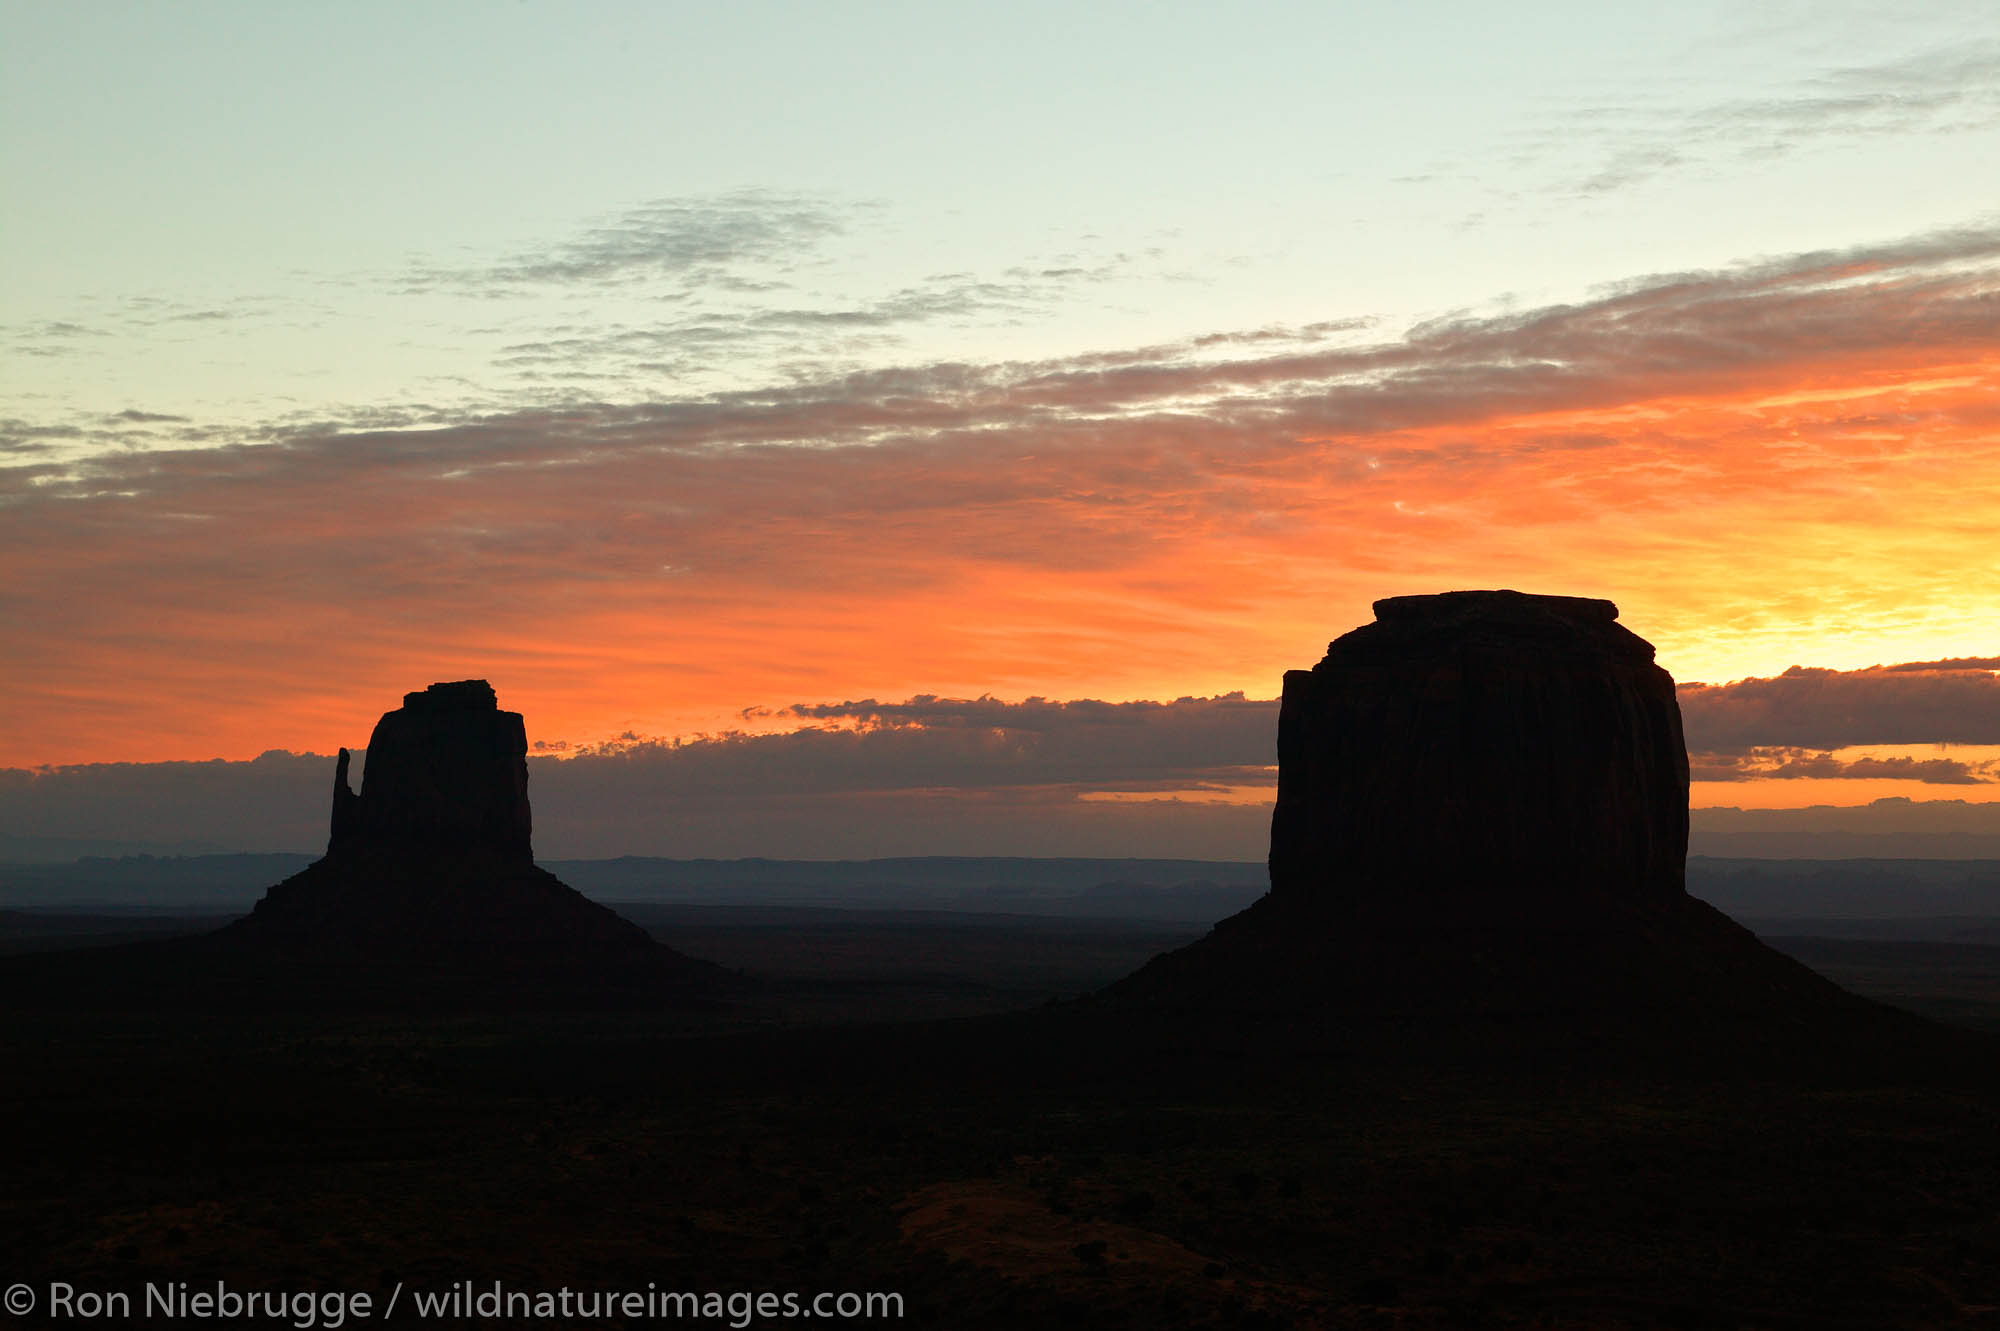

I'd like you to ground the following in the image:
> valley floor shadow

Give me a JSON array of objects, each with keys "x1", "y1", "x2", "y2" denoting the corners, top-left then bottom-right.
[{"x1": 5, "y1": 924, "x2": 2000, "y2": 1329}]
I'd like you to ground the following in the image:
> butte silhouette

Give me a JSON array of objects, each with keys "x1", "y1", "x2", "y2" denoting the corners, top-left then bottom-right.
[
  {"x1": 1107, "y1": 591, "x2": 1874, "y2": 1044},
  {"x1": 209, "y1": 680, "x2": 723, "y2": 1001}
]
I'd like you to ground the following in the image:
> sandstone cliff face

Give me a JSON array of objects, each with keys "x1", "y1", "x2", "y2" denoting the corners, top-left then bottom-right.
[
  {"x1": 329, "y1": 679, "x2": 533, "y2": 863},
  {"x1": 1268, "y1": 590, "x2": 1689, "y2": 906}
]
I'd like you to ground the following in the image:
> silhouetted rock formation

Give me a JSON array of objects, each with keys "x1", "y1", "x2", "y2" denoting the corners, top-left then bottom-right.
[
  {"x1": 1108, "y1": 592, "x2": 1874, "y2": 1038},
  {"x1": 214, "y1": 682, "x2": 724, "y2": 997},
  {"x1": 328, "y1": 680, "x2": 533, "y2": 862},
  {"x1": 1270, "y1": 591, "x2": 1688, "y2": 905}
]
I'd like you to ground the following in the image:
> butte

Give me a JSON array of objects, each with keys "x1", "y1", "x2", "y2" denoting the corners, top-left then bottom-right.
[
  {"x1": 1105, "y1": 591, "x2": 1905, "y2": 1059},
  {"x1": 199, "y1": 679, "x2": 727, "y2": 1005}
]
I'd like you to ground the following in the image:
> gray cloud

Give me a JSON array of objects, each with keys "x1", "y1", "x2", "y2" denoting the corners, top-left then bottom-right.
[
  {"x1": 530, "y1": 781, "x2": 1271, "y2": 861},
  {"x1": 526, "y1": 695, "x2": 1279, "y2": 857},
  {"x1": 467, "y1": 256, "x2": 1152, "y2": 393},
  {"x1": 5, "y1": 319, "x2": 111, "y2": 359},
  {"x1": 711, "y1": 693, "x2": 1279, "y2": 791},
  {"x1": 402, "y1": 191, "x2": 848, "y2": 294},
  {"x1": 1563, "y1": 42, "x2": 2000, "y2": 195},
  {"x1": 1881, "y1": 656, "x2": 2000, "y2": 672},
  {"x1": 0, "y1": 421, "x2": 85, "y2": 445},
  {"x1": 25, "y1": 321, "x2": 105, "y2": 338},
  {"x1": 369, "y1": 194, "x2": 1181, "y2": 398},
  {"x1": 0, "y1": 696, "x2": 1278, "y2": 860},
  {"x1": 0, "y1": 232, "x2": 1980, "y2": 470},
  {"x1": 0, "y1": 752, "x2": 336, "y2": 856},
  {"x1": 1690, "y1": 747, "x2": 1994, "y2": 784},
  {"x1": 5, "y1": 224, "x2": 1999, "y2": 774},
  {"x1": 1681, "y1": 662, "x2": 2000, "y2": 752},
  {"x1": 12, "y1": 660, "x2": 2000, "y2": 858},
  {"x1": 4, "y1": 222, "x2": 1996, "y2": 613}
]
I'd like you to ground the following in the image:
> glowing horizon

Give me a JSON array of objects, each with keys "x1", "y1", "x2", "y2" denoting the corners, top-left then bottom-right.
[
  {"x1": 9, "y1": 237, "x2": 2000, "y2": 778},
  {"x1": 8, "y1": 3, "x2": 2000, "y2": 843}
]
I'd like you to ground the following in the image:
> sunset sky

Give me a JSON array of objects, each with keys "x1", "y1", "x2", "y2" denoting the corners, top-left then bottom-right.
[{"x1": 6, "y1": 1, "x2": 2000, "y2": 858}]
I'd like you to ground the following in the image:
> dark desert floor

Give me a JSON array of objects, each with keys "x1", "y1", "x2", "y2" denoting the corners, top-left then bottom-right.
[{"x1": 4, "y1": 907, "x2": 2000, "y2": 1329}]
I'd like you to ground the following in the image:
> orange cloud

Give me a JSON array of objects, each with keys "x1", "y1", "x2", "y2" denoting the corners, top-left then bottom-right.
[{"x1": 6, "y1": 229, "x2": 2000, "y2": 766}]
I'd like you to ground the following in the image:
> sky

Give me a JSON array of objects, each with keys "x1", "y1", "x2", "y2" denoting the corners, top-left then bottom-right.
[{"x1": 6, "y1": 1, "x2": 2000, "y2": 858}]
